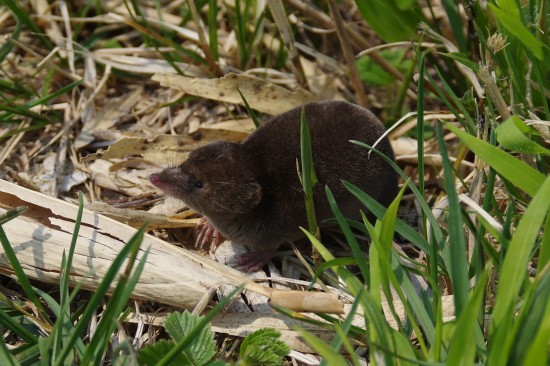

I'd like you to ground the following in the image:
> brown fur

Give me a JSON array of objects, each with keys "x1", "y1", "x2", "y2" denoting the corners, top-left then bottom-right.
[{"x1": 150, "y1": 100, "x2": 398, "y2": 252}]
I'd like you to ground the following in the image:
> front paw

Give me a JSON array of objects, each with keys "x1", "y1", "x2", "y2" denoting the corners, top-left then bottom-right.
[
  {"x1": 195, "y1": 217, "x2": 225, "y2": 250},
  {"x1": 226, "y1": 250, "x2": 275, "y2": 273}
]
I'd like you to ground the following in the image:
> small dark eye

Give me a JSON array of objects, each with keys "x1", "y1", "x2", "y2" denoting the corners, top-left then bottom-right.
[{"x1": 195, "y1": 180, "x2": 204, "y2": 189}]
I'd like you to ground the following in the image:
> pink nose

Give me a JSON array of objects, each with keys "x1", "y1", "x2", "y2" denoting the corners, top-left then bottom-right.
[{"x1": 149, "y1": 174, "x2": 161, "y2": 187}]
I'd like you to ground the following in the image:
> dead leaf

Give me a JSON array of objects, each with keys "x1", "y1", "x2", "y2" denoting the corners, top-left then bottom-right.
[
  {"x1": 152, "y1": 72, "x2": 320, "y2": 115},
  {"x1": 82, "y1": 128, "x2": 249, "y2": 163},
  {"x1": 75, "y1": 86, "x2": 143, "y2": 149}
]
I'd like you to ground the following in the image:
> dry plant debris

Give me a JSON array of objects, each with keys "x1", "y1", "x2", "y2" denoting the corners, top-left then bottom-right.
[{"x1": 2, "y1": 0, "x2": 541, "y2": 363}]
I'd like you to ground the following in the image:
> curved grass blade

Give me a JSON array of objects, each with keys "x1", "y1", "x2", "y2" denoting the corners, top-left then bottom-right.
[
  {"x1": 436, "y1": 124, "x2": 468, "y2": 317},
  {"x1": 488, "y1": 3, "x2": 544, "y2": 59},
  {"x1": 510, "y1": 266, "x2": 550, "y2": 365},
  {"x1": 0, "y1": 215, "x2": 49, "y2": 324},
  {"x1": 489, "y1": 175, "x2": 550, "y2": 365},
  {"x1": 495, "y1": 116, "x2": 550, "y2": 155},
  {"x1": 447, "y1": 268, "x2": 488, "y2": 365},
  {"x1": 445, "y1": 122, "x2": 545, "y2": 197},
  {"x1": 52, "y1": 227, "x2": 146, "y2": 366}
]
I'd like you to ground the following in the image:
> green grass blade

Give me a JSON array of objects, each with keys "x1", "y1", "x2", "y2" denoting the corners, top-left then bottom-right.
[
  {"x1": 325, "y1": 187, "x2": 368, "y2": 283},
  {"x1": 343, "y1": 182, "x2": 429, "y2": 252},
  {"x1": 0, "y1": 303, "x2": 38, "y2": 344},
  {"x1": 430, "y1": 67, "x2": 476, "y2": 131},
  {"x1": 0, "y1": 336, "x2": 19, "y2": 366},
  {"x1": 435, "y1": 124, "x2": 469, "y2": 317},
  {"x1": 326, "y1": 286, "x2": 364, "y2": 365},
  {"x1": 440, "y1": 52, "x2": 480, "y2": 72},
  {"x1": 367, "y1": 184, "x2": 431, "y2": 356},
  {"x1": 301, "y1": 228, "x2": 363, "y2": 296},
  {"x1": 238, "y1": 88, "x2": 260, "y2": 128},
  {"x1": 356, "y1": 289, "x2": 396, "y2": 365},
  {"x1": 523, "y1": 268, "x2": 550, "y2": 365},
  {"x1": 488, "y1": 3, "x2": 544, "y2": 60},
  {"x1": 38, "y1": 335, "x2": 54, "y2": 366},
  {"x1": 52, "y1": 227, "x2": 146, "y2": 366},
  {"x1": 332, "y1": 325, "x2": 361, "y2": 366},
  {"x1": 537, "y1": 214, "x2": 550, "y2": 272},
  {"x1": 367, "y1": 218, "x2": 383, "y2": 308},
  {"x1": 207, "y1": 0, "x2": 219, "y2": 60},
  {"x1": 489, "y1": 175, "x2": 550, "y2": 365},
  {"x1": 382, "y1": 250, "x2": 437, "y2": 351},
  {"x1": 447, "y1": 268, "x2": 488, "y2": 365},
  {"x1": 0, "y1": 79, "x2": 82, "y2": 126},
  {"x1": 85, "y1": 245, "x2": 149, "y2": 365},
  {"x1": 440, "y1": 0, "x2": 467, "y2": 52},
  {"x1": 445, "y1": 122, "x2": 545, "y2": 196},
  {"x1": 0, "y1": 206, "x2": 28, "y2": 226},
  {"x1": 0, "y1": 13, "x2": 21, "y2": 62},
  {"x1": 0, "y1": 222, "x2": 49, "y2": 323},
  {"x1": 369, "y1": 182, "x2": 407, "y2": 312},
  {"x1": 0, "y1": 104, "x2": 52, "y2": 123},
  {"x1": 495, "y1": 116, "x2": 550, "y2": 155},
  {"x1": 347, "y1": 141, "x2": 447, "y2": 246},
  {"x1": 33, "y1": 287, "x2": 86, "y2": 360},
  {"x1": 2, "y1": 0, "x2": 52, "y2": 49},
  {"x1": 510, "y1": 267, "x2": 550, "y2": 365},
  {"x1": 296, "y1": 327, "x2": 348, "y2": 366},
  {"x1": 416, "y1": 54, "x2": 427, "y2": 200},
  {"x1": 301, "y1": 109, "x2": 318, "y2": 234},
  {"x1": 346, "y1": 142, "x2": 448, "y2": 267}
]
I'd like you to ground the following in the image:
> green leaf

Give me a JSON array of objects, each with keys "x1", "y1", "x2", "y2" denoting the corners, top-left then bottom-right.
[
  {"x1": 355, "y1": 0, "x2": 420, "y2": 42},
  {"x1": 157, "y1": 285, "x2": 243, "y2": 366},
  {"x1": 164, "y1": 311, "x2": 216, "y2": 366},
  {"x1": 488, "y1": 4, "x2": 545, "y2": 60},
  {"x1": 138, "y1": 340, "x2": 182, "y2": 366},
  {"x1": 355, "y1": 287, "x2": 398, "y2": 365},
  {"x1": 239, "y1": 328, "x2": 290, "y2": 365},
  {"x1": 357, "y1": 49, "x2": 413, "y2": 86},
  {"x1": 444, "y1": 122, "x2": 545, "y2": 197},
  {"x1": 495, "y1": 116, "x2": 550, "y2": 155}
]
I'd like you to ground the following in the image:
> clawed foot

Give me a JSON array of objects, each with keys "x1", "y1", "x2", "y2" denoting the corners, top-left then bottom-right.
[
  {"x1": 195, "y1": 217, "x2": 225, "y2": 250},
  {"x1": 226, "y1": 250, "x2": 275, "y2": 273}
]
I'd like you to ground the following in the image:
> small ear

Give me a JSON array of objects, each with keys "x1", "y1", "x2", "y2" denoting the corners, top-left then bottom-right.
[{"x1": 241, "y1": 182, "x2": 262, "y2": 209}]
